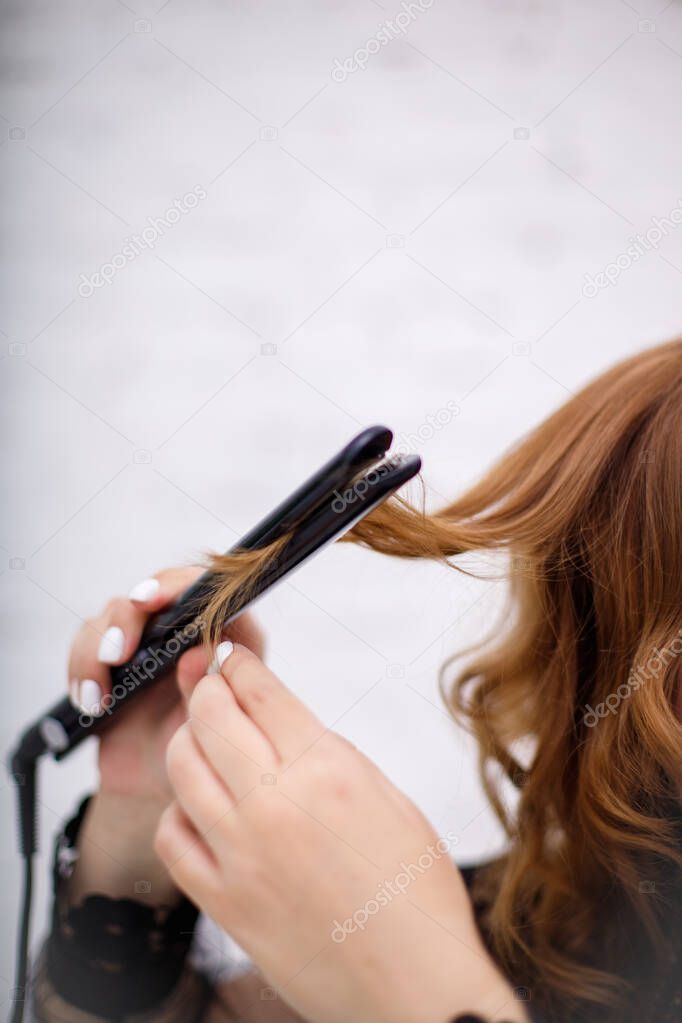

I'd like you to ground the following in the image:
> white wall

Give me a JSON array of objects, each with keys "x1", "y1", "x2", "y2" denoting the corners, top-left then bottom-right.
[{"x1": 2, "y1": 0, "x2": 682, "y2": 994}]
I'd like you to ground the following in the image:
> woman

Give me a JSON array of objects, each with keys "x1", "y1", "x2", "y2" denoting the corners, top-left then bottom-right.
[{"x1": 33, "y1": 339, "x2": 681, "y2": 1023}]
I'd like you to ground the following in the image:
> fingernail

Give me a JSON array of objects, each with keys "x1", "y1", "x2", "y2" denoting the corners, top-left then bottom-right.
[
  {"x1": 79, "y1": 679, "x2": 103, "y2": 716},
  {"x1": 98, "y1": 626, "x2": 125, "y2": 664},
  {"x1": 68, "y1": 678, "x2": 79, "y2": 705},
  {"x1": 128, "y1": 578, "x2": 160, "y2": 602},
  {"x1": 216, "y1": 641, "x2": 234, "y2": 668}
]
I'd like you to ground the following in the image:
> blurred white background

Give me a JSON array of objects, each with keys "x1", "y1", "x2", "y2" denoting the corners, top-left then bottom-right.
[{"x1": 2, "y1": 0, "x2": 682, "y2": 994}]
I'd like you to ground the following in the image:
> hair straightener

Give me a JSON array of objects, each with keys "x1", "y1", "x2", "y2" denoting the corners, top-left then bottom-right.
[{"x1": 7, "y1": 426, "x2": 420, "y2": 1023}]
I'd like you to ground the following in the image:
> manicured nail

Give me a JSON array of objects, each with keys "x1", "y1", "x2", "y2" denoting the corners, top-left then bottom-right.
[
  {"x1": 68, "y1": 678, "x2": 79, "y2": 705},
  {"x1": 79, "y1": 679, "x2": 103, "y2": 716},
  {"x1": 216, "y1": 641, "x2": 234, "y2": 668},
  {"x1": 98, "y1": 626, "x2": 125, "y2": 664},
  {"x1": 128, "y1": 578, "x2": 160, "y2": 603}
]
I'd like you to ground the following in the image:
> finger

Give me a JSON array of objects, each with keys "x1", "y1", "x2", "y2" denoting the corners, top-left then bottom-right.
[
  {"x1": 166, "y1": 721, "x2": 237, "y2": 835},
  {"x1": 154, "y1": 801, "x2": 221, "y2": 900},
  {"x1": 70, "y1": 566, "x2": 203, "y2": 710},
  {"x1": 214, "y1": 643, "x2": 325, "y2": 762},
  {"x1": 67, "y1": 619, "x2": 112, "y2": 714},
  {"x1": 224, "y1": 612, "x2": 265, "y2": 660},
  {"x1": 96, "y1": 597, "x2": 152, "y2": 666},
  {"x1": 101, "y1": 568, "x2": 203, "y2": 667},
  {"x1": 70, "y1": 595, "x2": 156, "y2": 712},
  {"x1": 128, "y1": 566, "x2": 203, "y2": 613},
  {"x1": 188, "y1": 674, "x2": 277, "y2": 798},
  {"x1": 175, "y1": 612, "x2": 265, "y2": 705},
  {"x1": 177, "y1": 646, "x2": 211, "y2": 704}
]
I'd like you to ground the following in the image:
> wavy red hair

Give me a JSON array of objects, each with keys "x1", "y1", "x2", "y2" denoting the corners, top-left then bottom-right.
[{"x1": 205, "y1": 338, "x2": 682, "y2": 1017}]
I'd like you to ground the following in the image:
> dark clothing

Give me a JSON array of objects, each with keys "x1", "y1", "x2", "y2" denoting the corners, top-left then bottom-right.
[{"x1": 460, "y1": 862, "x2": 682, "y2": 1023}]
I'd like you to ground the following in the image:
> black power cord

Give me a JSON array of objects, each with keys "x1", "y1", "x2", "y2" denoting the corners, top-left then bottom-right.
[
  {"x1": 10, "y1": 854, "x2": 34, "y2": 1023},
  {"x1": 9, "y1": 726, "x2": 44, "y2": 1023}
]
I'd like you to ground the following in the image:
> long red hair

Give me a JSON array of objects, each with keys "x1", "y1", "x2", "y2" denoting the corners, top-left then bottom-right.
[{"x1": 205, "y1": 338, "x2": 682, "y2": 1016}]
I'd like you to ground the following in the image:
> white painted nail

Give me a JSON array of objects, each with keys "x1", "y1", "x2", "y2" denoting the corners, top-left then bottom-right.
[
  {"x1": 216, "y1": 641, "x2": 234, "y2": 668},
  {"x1": 68, "y1": 678, "x2": 79, "y2": 705},
  {"x1": 98, "y1": 626, "x2": 125, "y2": 664},
  {"x1": 128, "y1": 578, "x2": 160, "y2": 603},
  {"x1": 79, "y1": 679, "x2": 103, "y2": 716}
]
